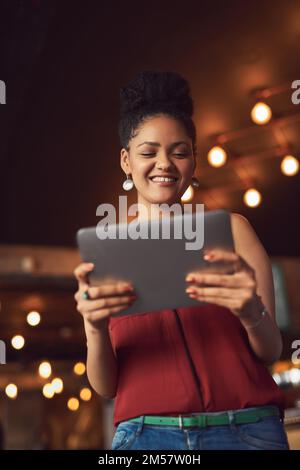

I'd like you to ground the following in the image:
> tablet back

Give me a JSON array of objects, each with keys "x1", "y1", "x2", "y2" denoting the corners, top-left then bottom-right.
[{"x1": 76, "y1": 209, "x2": 234, "y2": 317}]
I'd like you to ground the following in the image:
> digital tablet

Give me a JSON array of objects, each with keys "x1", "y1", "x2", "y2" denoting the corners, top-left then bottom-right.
[{"x1": 76, "y1": 209, "x2": 235, "y2": 317}]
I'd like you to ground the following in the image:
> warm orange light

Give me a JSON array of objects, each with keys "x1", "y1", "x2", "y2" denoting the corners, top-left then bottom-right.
[
  {"x1": 80, "y1": 387, "x2": 92, "y2": 402},
  {"x1": 243, "y1": 188, "x2": 262, "y2": 207},
  {"x1": 38, "y1": 361, "x2": 52, "y2": 379},
  {"x1": 181, "y1": 185, "x2": 194, "y2": 202},
  {"x1": 5, "y1": 383, "x2": 18, "y2": 399},
  {"x1": 280, "y1": 155, "x2": 299, "y2": 176},
  {"x1": 43, "y1": 383, "x2": 55, "y2": 399},
  {"x1": 73, "y1": 362, "x2": 86, "y2": 376},
  {"x1": 27, "y1": 311, "x2": 41, "y2": 326},
  {"x1": 11, "y1": 335, "x2": 25, "y2": 350},
  {"x1": 51, "y1": 378, "x2": 64, "y2": 394},
  {"x1": 207, "y1": 146, "x2": 227, "y2": 167},
  {"x1": 67, "y1": 397, "x2": 80, "y2": 411},
  {"x1": 272, "y1": 360, "x2": 292, "y2": 374},
  {"x1": 251, "y1": 102, "x2": 272, "y2": 125}
]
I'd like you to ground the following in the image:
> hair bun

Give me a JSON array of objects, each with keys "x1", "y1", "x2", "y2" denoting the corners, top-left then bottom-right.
[{"x1": 120, "y1": 71, "x2": 194, "y2": 117}]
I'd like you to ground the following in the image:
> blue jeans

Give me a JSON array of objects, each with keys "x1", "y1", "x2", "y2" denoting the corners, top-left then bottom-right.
[{"x1": 111, "y1": 407, "x2": 289, "y2": 450}]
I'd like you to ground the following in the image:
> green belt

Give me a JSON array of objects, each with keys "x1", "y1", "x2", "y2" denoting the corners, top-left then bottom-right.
[{"x1": 127, "y1": 406, "x2": 280, "y2": 429}]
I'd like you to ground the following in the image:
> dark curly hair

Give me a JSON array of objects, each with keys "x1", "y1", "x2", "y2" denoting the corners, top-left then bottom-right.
[{"x1": 118, "y1": 71, "x2": 197, "y2": 155}]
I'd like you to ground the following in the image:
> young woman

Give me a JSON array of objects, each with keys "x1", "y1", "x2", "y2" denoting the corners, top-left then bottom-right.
[{"x1": 74, "y1": 71, "x2": 289, "y2": 450}]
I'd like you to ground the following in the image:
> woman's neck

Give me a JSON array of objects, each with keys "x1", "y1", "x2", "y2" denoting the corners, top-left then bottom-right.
[{"x1": 133, "y1": 196, "x2": 184, "y2": 222}]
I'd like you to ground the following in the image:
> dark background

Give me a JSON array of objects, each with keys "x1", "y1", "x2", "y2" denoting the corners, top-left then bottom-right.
[{"x1": 0, "y1": 0, "x2": 300, "y2": 255}]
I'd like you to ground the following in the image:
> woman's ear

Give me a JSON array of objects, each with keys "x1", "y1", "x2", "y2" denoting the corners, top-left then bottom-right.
[{"x1": 120, "y1": 148, "x2": 131, "y2": 175}]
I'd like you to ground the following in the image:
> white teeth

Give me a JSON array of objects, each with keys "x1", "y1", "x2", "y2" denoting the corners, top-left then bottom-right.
[{"x1": 151, "y1": 177, "x2": 176, "y2": 182}]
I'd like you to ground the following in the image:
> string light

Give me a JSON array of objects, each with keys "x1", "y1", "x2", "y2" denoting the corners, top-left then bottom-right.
[
  {"x1": 73, "y1": 362, "x2": 86, "y2": 376},
  {"x1": 5, "y1": 384, "x2": 18, "y2": 399},
  {"x1": 43, "y1": 383, "x2": 55, "y2": 399},
  {"x1": 181, "y1": 185, "x2": 194, "y2": 202},
  {"x1": 27, "y1": 311, "x2": 41, "y2": 326},
  {"x1": 207, "y1": 146, "x2": 227, "y2": 167},
  {"x1": 243, "y1": 188, "x2": 262, "y2": 207},
  {"x1": 67, "y1": 397, "x2": 79, "y2": 411},
  {"x1": 250, "y1": 102, "x2": 272, "y2": 125},
  {"x1": 80, "y1": 387, "x2": 92, "y2": 402},
  {"x1": 280, "y1": 155, "x2": 299, "y2": 176},
  {"x1": 273, "y1": 368, "x2": 300, "y2": 386},
  {"x1": 38, "y1": 361, "x2": 52, "y2": 379},
  {"x1": 289, "y1": 368, "x2": 300, "y2": 384},
  {"x1": 11, "y1": 335, "x2": 25, "y2": 350},
  {"x1": 51, "y1": 378, "x2": 63, "y2": 394}
]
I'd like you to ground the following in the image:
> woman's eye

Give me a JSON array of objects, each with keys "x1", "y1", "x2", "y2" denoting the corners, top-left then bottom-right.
[
  {"x1": 140, "y1": 153, "x2": 189, "y2": 157},
  {"x1": 173, "y1": 153, "x2": 190, "y2": 158}
]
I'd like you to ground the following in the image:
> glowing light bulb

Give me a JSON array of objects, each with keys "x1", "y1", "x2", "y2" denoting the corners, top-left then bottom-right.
[
  {"x1": 11, "y1": 335, "x2": 25, "y2": 350},
  {"x1": 27, "y1": 311, "x2": 41, "y2": 326},
  {"x1": 289, "y1": 368, "x2": 300, "y2": 384},
  {"x1": 67, "y1": 397, "x2": 79, "y2": 411},
  {"x1": 5, "y1": 383, "x2": 18, "y2": 399},
  {"x1": 280, "y1": 155, "x2": 299, "y2": 176},
  {"x1": 39, "y1": 361, "x2": 52, "y2": 379},
  {"x1": 243, "y1": 188, "x2": 262, "y2": 207},
  {"x1": 73, "y1": 362, "x2": 86, "y2": 376},
  {"x1": 43, "y1": 383, "x2": 55, "y2": 399},
  {"x1": 80, "y1": 387, "x2": 92, "y2": 402},
  {"x1": 181, "y1": 185, "x2": 194, "y2": 202},
  {"x1": 207, "y1": 146, "x2": 227, "y2": 167},
  {"x1": 51, "y1": 378, "x2": 64, "y2": 394},
  {"x1": 251, "y1": 102, "x2": 272, "y2": 125}
]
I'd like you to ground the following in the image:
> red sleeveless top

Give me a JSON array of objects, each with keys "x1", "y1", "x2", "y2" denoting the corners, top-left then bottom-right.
[{"x1": 108, "y1": 305, "x2": 285, "y2": 427}]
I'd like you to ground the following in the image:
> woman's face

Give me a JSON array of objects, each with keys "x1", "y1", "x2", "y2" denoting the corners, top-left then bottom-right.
[{"x1": 120, "y1": 115, "x2": 196, "y2": 207}]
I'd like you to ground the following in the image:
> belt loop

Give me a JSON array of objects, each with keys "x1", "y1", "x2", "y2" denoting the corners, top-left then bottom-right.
[
  {"x1": 228, "y1": 410, "x2": 235, "y2": 427},
  {"x1": 136, "y1": 415, "x2": 145, "y2": 436},
  {"x1": 179, "y1": 414, "x2": 183, "y2": 429}
]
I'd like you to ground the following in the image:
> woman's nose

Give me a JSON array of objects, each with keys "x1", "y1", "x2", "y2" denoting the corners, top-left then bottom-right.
[{"x1": 155, "y1": 153, "x2": 173, "y2": 170}]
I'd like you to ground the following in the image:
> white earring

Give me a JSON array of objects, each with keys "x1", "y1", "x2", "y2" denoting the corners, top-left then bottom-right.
[
  {"x1": 191, "y1": 176, "x2": 200, "y2": 188},
  {"x1": 122, "y1": 173, "x2": 134, "y2": 191}
]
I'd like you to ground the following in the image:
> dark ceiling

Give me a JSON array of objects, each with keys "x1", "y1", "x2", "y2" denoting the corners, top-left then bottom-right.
[{"x1": 1, "y1": 0, "x2": 300, "y2": 256}]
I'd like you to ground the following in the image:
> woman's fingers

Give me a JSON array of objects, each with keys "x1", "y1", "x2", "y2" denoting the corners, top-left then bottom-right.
[
  {"x1": 185, "y1": 271, "x2": 256, "y2": 289},
  {"x1": 73, "y1": 263, "x2": 137, "y2": 326},
  {"x1": 77, "y1": 295, "x2": 137, "y2": 314},
  {"x1": 185, "y1": 251, "x2": 257, "y2": 315},
  {"x1": 187, "y1": 294, "x2": 242, "y2": 311},
  {"x1": 204, "y1": 249, "x2": 239, "y2": 263},
  {"x1": 74, "y1": 281, "x2": 134, "y2": 303},
  {"x1": 203, "y1": 249, "x2": 255, "y2": 275},
  {"x1": 186, "y1": 285, "x2": 253, "y2": 300},
  {"x1": 73, "y1": 262, "x2": 94, "y2": 287},
  {"x1": 84, "y1": 305, "x2": 132, "y2": 323},
  {"x1": 87, "y1": 282, "x2": 134, "y2": 299},
  {"x1": 202, "y1": 249, "x2": 242, "y2": 274}
]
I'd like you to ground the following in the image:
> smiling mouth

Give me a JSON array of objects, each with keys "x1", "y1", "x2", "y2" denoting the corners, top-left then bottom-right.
[{"x1": 149, "y1": 176, "x2": 179, "y2": 183}]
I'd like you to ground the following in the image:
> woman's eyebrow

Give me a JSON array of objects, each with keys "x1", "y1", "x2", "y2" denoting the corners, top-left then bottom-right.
[{"x1": 136, "y1": 140, "x2": 190, "y2": 148}]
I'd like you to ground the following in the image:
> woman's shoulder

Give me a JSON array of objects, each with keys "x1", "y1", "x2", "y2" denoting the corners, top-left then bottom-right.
[
  {"x1": 229, "y1": 212, "x2": 258, "y2": 252},
  {"x1": 230, "y1": 211, "x2": 250, "y2": 227}
]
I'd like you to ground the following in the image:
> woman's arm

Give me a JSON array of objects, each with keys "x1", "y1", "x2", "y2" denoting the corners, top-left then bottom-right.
[
  {"x1": 74, "y1": 263, "x2": 135, "y2": 399},
  {"x1": 84, "y1": 318, "x2": 118, "y2": 399},
  {"x1": 185, "y1": 213, "x2": 282, "y2": 366},
  {"x1": 230, "y1": 212, "x2": 282, "y2": 365}
]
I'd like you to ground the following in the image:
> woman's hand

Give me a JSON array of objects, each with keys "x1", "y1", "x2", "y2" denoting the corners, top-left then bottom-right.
[
  {"x1": 185, "y1": 248, "x2": 263, "y2": 322},
  {"x1": 74, "y1": 262, "x2": 137, "y2": 331}
]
